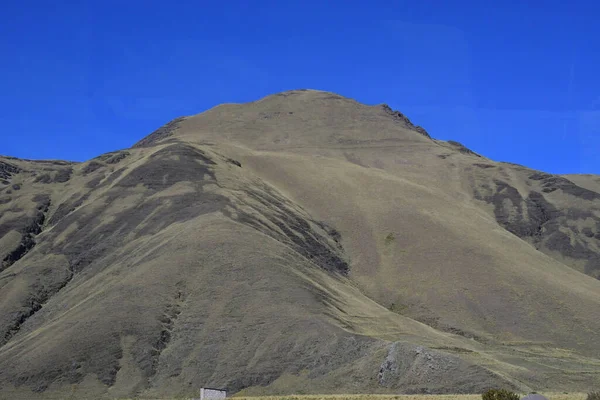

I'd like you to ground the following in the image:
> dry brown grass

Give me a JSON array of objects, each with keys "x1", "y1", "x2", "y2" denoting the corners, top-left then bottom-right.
[
  {"x1": 1, "y1": 89, "x2": 600, "y2": 398},
  {"x1": 233, "y1": 395, "x2": 587, "y2": 400},
  {"x1": 104, "y1": 395, "x2": 590, "y2": 400},
  {"x1": 0, "y1": 393, "x2": 589, "y2": 400}
]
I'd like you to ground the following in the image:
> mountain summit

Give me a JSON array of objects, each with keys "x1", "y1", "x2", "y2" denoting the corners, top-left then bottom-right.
[
  {"x1": 134, "y1": 89, "x2": 432, "y2": 149},
  {"x1": 1, "y1": 90, "x2": 599, "y2": 399}
]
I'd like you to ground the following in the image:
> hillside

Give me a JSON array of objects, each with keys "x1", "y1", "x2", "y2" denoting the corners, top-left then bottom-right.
[{"x1": 0, "y1": 89, "x2": 599, "y2": 399}]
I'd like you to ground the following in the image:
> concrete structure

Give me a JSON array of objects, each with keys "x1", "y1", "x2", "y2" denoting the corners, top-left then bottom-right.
[
  {"x1": 200, "y1": 387, "x2": 227, "y2": 400},
  {"x1": 522, "y1": 394, "x2": 549, "y2": 400}
]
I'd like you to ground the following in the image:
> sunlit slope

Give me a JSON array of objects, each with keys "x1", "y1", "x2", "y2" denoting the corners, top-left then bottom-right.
[
  {"x1": 0, "y1": 89, "x2": 599, "y2": 398},
  {"x1": 154, "y1": 89, "x2": 600, "y2": 351},
  {"x1": 0, "y1": 145, "x2": 520, "y2": 398}
]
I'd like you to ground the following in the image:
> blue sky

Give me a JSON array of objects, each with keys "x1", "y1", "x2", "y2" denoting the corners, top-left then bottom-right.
[{"x1": 1, "y1": 1, "x2": 598, "y2": 174}]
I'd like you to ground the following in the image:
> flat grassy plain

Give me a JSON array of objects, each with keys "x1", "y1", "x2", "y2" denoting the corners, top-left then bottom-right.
[
  {"x1": 232, "y1": 395, "x2": 587, "y2": 400},
  {"x1": 110, "y1": 394, "x2": 589, "y2": 400}
]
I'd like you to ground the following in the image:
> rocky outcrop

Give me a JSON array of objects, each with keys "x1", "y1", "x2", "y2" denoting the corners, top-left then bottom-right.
[
  {"x1": 378, "y1": 342, "x2": 522, "y2": 394},
  {"x1": 475, "y1": 178, "x2": 600, "y2": 278},
  {"x1": 0, "y1": 194, "x2": 50, "y2": 272},
  {"x1": 381, "y1": 104, "x2": 431, "y2": 139},
  {"x1": 132, "y1": 117, "x2": 187, "y2": 148},
  {"x1": 0, "y1": 161, "x2": 20, "y2": 181}
]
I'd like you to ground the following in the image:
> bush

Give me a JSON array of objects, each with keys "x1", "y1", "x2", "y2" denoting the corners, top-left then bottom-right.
[
  {"x1": 587, "y1": 392, "x2": 600, "y2": 400},
  {"x1": 384, "y1": 232, "x2": 395, "y2": 245},
  {"x1": 482, "y1": 388, "x2": 520, "y2": 400}
]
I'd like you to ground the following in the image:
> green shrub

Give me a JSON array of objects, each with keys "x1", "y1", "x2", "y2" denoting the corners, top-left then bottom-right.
[
  {"x1": 482, "y1": 388, "x2": 520, "y2": 400},
  {"x1": 384, "y1": 232, "x2": 395, "y2": 245},
  {"x1": 587, "y1": 392, "x2": 600, "y2": 400}
]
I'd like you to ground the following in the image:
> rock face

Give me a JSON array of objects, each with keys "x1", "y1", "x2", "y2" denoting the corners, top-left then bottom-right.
[
  {"x1": 132, "y1": 117, "x2": 187, "y2": 148},
  {"x1": 381, "y1": 104, "x2": 432, "y2": 139},
  {"x1": 0, "y1": 161, "x2": 20, "y2": 181},
  {"x1": 447, "y1": 140, "x2": 482, "y2": 157},
  {"x1": 0, "y1": 90, "x2": 599, "y2": 399},
  {"x1": 473, "y1": 173, "x2": 600, "y2": 279},
  {"x1": 377, "y1": 343, "x2": 516, "y2": 394}
]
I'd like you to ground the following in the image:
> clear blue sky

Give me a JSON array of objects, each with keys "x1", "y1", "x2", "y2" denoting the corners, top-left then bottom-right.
[{"x1": 1, "y1": 0, "x2": 598, "y2": 174}]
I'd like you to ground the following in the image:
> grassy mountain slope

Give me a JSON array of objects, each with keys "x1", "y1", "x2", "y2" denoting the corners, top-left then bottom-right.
[{"x1": 0, "y1": 90, "x2": 599, "y2": 399}]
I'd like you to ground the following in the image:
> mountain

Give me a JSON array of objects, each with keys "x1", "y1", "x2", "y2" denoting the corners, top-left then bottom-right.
[{"x1": 0, "y1": 89, "x2": 599, "y2": 399}]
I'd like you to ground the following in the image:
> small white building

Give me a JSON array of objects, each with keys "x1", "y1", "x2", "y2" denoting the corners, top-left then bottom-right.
[
  {"x1": 199, "y1": 387, "x2": 227, "y2": 400},
  {"x1": 522, "y1": 395, "x2": 549, "y2": 400}
]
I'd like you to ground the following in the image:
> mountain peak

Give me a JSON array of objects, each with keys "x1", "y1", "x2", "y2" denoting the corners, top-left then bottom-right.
[{"x1": 133, "y1": 90, "x2": 432, "y2": 149}]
